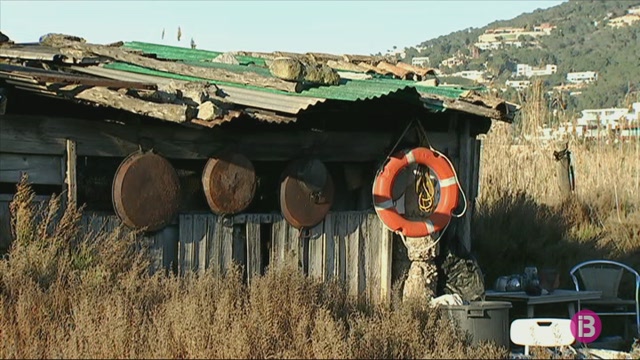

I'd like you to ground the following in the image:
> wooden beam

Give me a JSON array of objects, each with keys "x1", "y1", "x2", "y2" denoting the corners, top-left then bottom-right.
[
  {"x1": 0, "y1": 46, "x2": 62, "y2": 62},
  {"x1": 73, "y1": 87, "x2": 192, "y2": 123},
  {"x1": 0, "y1": 153, "x2": 63, "y2": 185},
  {"x1": 65, "y1": 139, "x2": 77, "y2": 206},
  {"x1": 444, "y1": 99, "x2": 503, "y2": 121},
  {"x1": 0, "y1": 114, "x2": 230, "y2": 159},
  {"x1": 1, "y1": 114, "x2": 419, "y2": 162},
  {"x1": 72, "y1": 44, "x2": 303, "y2": 93}
]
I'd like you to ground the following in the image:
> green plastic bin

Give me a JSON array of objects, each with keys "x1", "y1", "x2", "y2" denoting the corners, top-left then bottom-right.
[{"x1": 442, "y1": 301, "x2": 512, "y2": 348}]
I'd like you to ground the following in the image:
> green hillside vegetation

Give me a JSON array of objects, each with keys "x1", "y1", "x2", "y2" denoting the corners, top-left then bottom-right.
[{"x1": 400, "y1": 0, "x2": 640, "y2": 114}]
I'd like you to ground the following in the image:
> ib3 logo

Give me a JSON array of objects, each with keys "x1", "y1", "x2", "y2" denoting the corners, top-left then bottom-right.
[{"x1": 570, "y1": 309, "x2": 602, "y2": 343}]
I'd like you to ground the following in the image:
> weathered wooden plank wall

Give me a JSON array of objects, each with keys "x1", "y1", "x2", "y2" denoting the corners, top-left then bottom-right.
[
  {"x1": 0, "y1": 153, "x2": 64, "y2": 185},
  {"x1": 79, "y1": 212, "x2": 178, "y2": 273},
  {"x1": 176, "y1": 211, "x2": 393, "y2": 303},
  {"x1": 0, "y1": 209, "x2": 392, "y2": 303}
]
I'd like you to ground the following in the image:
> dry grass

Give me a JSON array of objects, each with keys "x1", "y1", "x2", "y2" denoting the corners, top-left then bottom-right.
[
  {"x1": 474, "y1": 80, "x2": 640, "y2": 295},
  {"x1": 0, "y1": 179, "x2": 508, "y2": 359}
]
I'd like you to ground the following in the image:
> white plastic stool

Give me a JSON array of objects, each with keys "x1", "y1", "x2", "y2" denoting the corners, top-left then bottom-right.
[{"x1": 510, "y1": 318, "x2": 575, "y2": 356}]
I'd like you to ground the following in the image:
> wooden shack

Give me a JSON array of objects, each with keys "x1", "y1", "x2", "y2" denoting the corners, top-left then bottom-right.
[{"x1": 0, "y1": 36, "x2": 517, "y2": 303}]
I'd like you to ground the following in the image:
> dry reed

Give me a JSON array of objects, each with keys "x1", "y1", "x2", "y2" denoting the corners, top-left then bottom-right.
[
  {"x1": 474, "y1": 79, "x2": 640, "y2": 295},
  {"x1": 0, "y1": 178, "x2": 508, "y2": 359}
]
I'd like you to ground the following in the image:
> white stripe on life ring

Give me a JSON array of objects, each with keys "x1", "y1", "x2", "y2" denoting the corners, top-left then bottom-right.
[
  {"x1": 425, "y1": 219, "x2": 435, "y2": 234},
  {"x1": 439, "y1": 176, "x2": 457, "y2": 188},
  {"x1": 374, "y1": 199, "x2": 394, "y2": 210},
  {"x1": 405, "y1": 150, "x2": 416, "y2": 164}
]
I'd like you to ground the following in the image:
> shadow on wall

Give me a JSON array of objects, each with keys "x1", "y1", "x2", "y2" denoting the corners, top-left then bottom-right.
[{"x1": 472, "y1": 191, "x2": 640, "y2": 297}]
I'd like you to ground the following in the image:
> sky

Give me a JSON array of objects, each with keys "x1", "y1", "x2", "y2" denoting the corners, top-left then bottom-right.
[{"x1": 0, "y1": 0, "x2": 565, "y2": 55}]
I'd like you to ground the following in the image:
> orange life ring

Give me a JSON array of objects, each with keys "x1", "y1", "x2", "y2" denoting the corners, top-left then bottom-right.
[{"x1": 373, "y1": 147, "x2": 459, "y2": 238}]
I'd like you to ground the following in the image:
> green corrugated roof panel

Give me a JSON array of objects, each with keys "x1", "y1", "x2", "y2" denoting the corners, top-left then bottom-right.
[
  {"x1": 104, "y1": 62, "x2": 468, "y2": 103},
  {"x1": 116, "y1": 42, "x2": 481, "y2": 104},
  {"x1": 123, "y1": 41, "x2": 267, "y2": 66},
  {"x1": 180, "y1": 60, "x2": 273, "y2": 78},
  {"x1": 103, "y1": 62, "x2": 412, "y2": 101}
]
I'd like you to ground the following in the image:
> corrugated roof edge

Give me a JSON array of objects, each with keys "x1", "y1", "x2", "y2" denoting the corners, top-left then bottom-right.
[
  {"x1": 123, "y1": 41, "x2": 268, "y2": 66},
  {"x1": 72, "y1": 65, "x2": 326, "y2": 115},
  {"x1": 101, "y1": 62, "x2": 428, "y2": 110},
  {"x1": 83, "y1": 64, "x2": 510, "y2": 120}
]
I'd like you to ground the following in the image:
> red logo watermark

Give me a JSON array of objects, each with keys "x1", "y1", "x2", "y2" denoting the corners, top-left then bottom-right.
[{"x1": 570, "y1": 309, "x2": 602, "y2": 343}]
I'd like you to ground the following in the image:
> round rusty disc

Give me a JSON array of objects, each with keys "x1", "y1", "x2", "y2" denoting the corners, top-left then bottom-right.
[
  {"x1": 280, "y1": 159, "x2": 334, "y2": 229},
  {"x1": 112, "y1": 152, "x2": 181, "y2": 232},
  {"x1": 202, "y1": 152, "x2": 256, "y2": 215}
]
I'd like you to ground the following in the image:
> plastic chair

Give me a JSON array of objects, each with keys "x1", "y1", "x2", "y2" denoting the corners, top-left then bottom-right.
[
  {"x1": 510, "y1": 318, "x2": 575, "y2": 356},
  {"x1": 569, "y1": 260, "x2": 640, "y2": 340}
]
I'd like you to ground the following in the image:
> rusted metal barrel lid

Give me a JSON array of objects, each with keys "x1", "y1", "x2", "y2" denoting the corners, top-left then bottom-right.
[
  {"x1": 202, "y1": 152, "x2": 256, "y2": 215},
  {"x1": 296, "y1": 158, "x2": 328, "y2": 193},
  {"x1": 280, "y1": 159, "x2": 334, "y2": 229},
  {"x1": 112, "y1": 151, "x2": 181, "y2": 232}
]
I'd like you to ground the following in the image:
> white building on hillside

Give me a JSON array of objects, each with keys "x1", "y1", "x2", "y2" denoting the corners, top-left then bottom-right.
[
  {"x1": 567, "y1": 71, "x2": 598, "y2": 84},
  {"x1": 505, "y1": 80, "x2": 531, "y2": 90},
  {"x1": 535, "y1": 102, "x2": 640, "y2": 141},
  {"x1": 411, "y1": 57, "x2": 430, "y2": 67},
  {"x1": 439, "y1": 70, "x2": 487, "y2": 82},
  {"x1": 576, "y1": 103, "x2": 640, "y2": 128},
  {"x1": 440, "y1": 55, "x2": 466, "y2": 68},
  {"x1": 474, "y1": 41, "x2": 523, "y2": 50},
  {"x1": 515, "y1": 64, "x2": 557, "y2": 77}
]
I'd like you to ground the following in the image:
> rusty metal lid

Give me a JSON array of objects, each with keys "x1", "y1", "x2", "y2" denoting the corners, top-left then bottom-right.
[
  {"x1": 112, "y1": 151, "x2": 181, "y2": 232},
  {"x1": 280, "y1": 159, "x2": 334, "y2": 229},
  {"x1": 202, "y1": 152, "x2": 256, "y2": 215},
  {"x1": 296, "y1": 158, "x2": 328, "y2": 193}
]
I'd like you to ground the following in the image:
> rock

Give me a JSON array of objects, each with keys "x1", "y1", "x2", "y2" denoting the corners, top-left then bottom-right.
[
  {"x1": 39, "y1": 33, "x2": 86, "y2": 47},
  {"x1": 269, "y1": 57, "x2": 304, "y2": 82},
  {"x1": 179, "y1": 88, "x2": 207, "y2": 106},
  {"x1": 212, "y1": 52, "x2": 240, "y2": 65},
  {"x1": 197, "y1": 101, "x2": 222, "y2": 120},
  {"x1": 402, "y1": 261, "x2": 438, "y2": 302},
  {"x1": 303, "y1": 64, "x2": 340, "y2": 85}
]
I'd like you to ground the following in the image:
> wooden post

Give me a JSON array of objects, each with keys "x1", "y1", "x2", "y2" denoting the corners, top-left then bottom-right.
[
  {"x1": 379, "y1": 228, "x2": 393, "y2": 304},
  {"x1": 245, "y1": 215, "x2": 262, "y2": 286},
  {"x1": 458, "y1": 117, "x2": 473, "y2": 255},
  {"x1": 553, "y1": 141, "x2": 574, "y2": 198},
  {"x1": 65, "y1": 139, "x2": 77, "y2": 207}
]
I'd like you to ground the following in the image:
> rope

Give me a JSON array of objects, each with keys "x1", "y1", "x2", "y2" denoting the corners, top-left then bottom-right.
[
  {"x1": 383, "y1": 120, "x2": 416, "y2": 163},
  {"x1": 415, "y1": 165, "x2": 436, "y2": 214},
  {"x1": 414, "y1": 119, "x2": 437, "y2": 215},
  {"x1": 415, "y1": 120, "x2": 468, "y2": 219},
  {"x1": 435, "y1": 149, "x2": 468, "y2": 219}
]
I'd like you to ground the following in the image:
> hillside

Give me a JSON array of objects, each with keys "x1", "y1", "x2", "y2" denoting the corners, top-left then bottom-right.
[{"x1": 398, "y1": 0, "x2": 640, "y2": 115}]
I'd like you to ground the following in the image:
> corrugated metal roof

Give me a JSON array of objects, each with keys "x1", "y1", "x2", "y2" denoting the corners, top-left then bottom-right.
[
  {"x1": 73, "y1": 65, "x2": 326, "y2": 114},
  {"x1": 123, "y1": 41, "x2": 267, "y2": 66},
  {"x1": 103, "y1": 62, "x2": 451, "y2": 104},
  {"x1": 0, "y1": 39, "x2": 518, "y2": 123}
]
